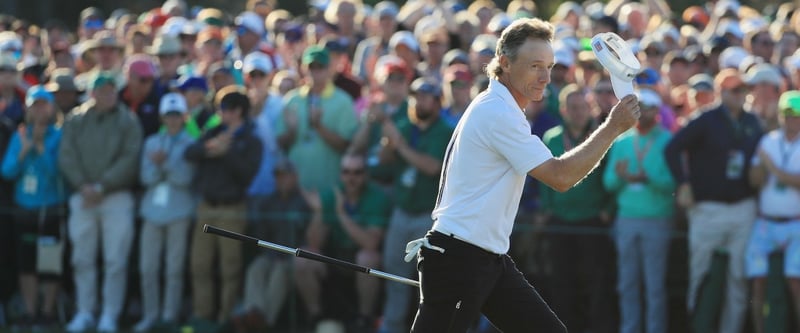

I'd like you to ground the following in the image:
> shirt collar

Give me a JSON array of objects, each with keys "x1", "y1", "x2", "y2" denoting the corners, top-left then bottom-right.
[
  {"x1": 488, "y1": 79, "x2": 524, "y2": 114},
  {"x1": 299, "y1": 82, "x2": 336, "y2": 99}
]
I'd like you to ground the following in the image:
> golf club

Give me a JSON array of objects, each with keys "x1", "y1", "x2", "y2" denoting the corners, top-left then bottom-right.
[{"x1": 203, "y1": 224, "x2": 421, "y2": 287}]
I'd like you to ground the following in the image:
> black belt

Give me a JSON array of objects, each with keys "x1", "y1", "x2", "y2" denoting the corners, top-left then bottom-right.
[{"x1": 204, "y1": 198, "x2": 242, "y2": 207}]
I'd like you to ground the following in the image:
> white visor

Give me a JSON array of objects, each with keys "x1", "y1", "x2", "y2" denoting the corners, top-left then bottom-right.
[{"x1": 591, "y1": 32, "x2": 641, "y2": 99}]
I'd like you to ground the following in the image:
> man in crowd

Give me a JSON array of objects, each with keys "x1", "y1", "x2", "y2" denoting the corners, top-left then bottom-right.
[
  {"x1": 59, "y1": 74, "x2": 142, "y2": 333},
  {"x1": 665, "y1": 68, "x2": 764, "y2": 333}
]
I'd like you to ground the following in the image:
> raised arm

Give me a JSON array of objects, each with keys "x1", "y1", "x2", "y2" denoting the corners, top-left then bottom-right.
[{"x1": 530, "y1": 95, "x2": 640, "y2": 192}]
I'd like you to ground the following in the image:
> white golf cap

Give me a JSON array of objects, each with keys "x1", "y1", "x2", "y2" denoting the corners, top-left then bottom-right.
[
  {"x1": 159, "y1": 92, "x2": 188, "y2": 115},
  {"x1": 243, "y1": 52, "x2": 274, "y2": 74},
  {"x1": 591, "y1": 32, "x2": 641, "y2": 99}
]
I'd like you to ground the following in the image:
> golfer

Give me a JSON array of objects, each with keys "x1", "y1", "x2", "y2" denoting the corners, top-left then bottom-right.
[{"x1": 407, "y1": 18, "x2": 641, "y2": 332}]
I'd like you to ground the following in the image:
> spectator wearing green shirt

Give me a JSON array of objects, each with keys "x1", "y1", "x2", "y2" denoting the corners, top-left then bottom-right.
[
  {"x1": 539, "y1": 84, "x2": 617, "y2": 333},
  {"x1": 350, "y1": 55, "x2": 412, "y2": 188},
  {"x1": 175, "y1": 76, "x2": 220, "y2": 139},
  {"x1": 294, "y1": 153, "x2": 392, "y2": 332},
  {"x1": 276, "y1": 45, "x2": 359, "y2": 192},
  {"x1": 377, "y1": 78, "x2": 453, "y2": 333},
  {"x1": 603, "y1": 89, "x2": 675, "y2": 333}
]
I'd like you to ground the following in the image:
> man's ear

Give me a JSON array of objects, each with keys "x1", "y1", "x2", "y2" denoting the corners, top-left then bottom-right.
[{"x1": 499, "y1": 54, "x2": 510, "y2": 73}]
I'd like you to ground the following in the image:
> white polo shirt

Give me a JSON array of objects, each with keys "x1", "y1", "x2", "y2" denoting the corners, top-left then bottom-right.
[
  {"x1": 752, "y1": 129, "x2": 800, "y2": 217},
  {"x1": 431, "y1": 79, "x2": 553, "y2": 254}
]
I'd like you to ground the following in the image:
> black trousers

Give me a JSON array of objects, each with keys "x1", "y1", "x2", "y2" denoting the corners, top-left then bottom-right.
[
  {"x1": 411, "y1": 231, "x2": 567, "y2": 333},
  {"x1": 546, "y1": 217, "x2": 618, "y2": 333}
]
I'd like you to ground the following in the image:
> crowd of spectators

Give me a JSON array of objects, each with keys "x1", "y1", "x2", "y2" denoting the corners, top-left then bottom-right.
[{"x1": 0, "y1": 0, "x2": 799, "y2": 332}]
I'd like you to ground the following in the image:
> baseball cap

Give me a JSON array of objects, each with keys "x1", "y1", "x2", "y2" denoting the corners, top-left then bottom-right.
[
  {"x1": 148, "y1": 36, "x2": 182, "y2": 56},
  {"x1": 243, "y1": 52, "x2": 274, "y2": 74},
  {"x1": 88, "y1": 30, "x2": 123, "y2": 50},
  {"x1": 688, "y1": 73, "x2": 714, "y2": 91},
  {"x1": 125, "y1": 55, "x2": 157, "y2": 78},
  {"x1": 25, "y1": 85, "x2": 54, "y2": 107},
  {"x1": 444, "y1": 64, "x2": 473, "y2": 83},
  {"x1": 635, "y1": 68, "x2": 660, "y2": 86},
  {"x1": 197, "y1": 27, "x2": 224, "y2": 44},
  {"x1": 373, "y1": 1, "x2": 399, "y2": 19},
  {"x1": 389, "y1": 31, "x2": 420, "y2": 53},
  {"x1": 714, "y1": 68, "x2": 745, "y2": 90},
  {"x1": 553, "y1": 44, "x2": 575, "y2": 67},
  {"x1": 743, "y1": 63, "x2": 782, "y2": 87},
  {"x1": 235, "y1": 11, "x2": 265, "y2": 36},
  {"x1": 80, "y1": 7, "x2": 103, "y2": 22},
  {"x1": 488, "y1": 13, "x2": 512, "y2": 34},
  {"x1": 90, "y1": 73, "x2": 117, "y2": 90},
  {"x1": 159, "y1": 92, "x2": 188, "y2": 115},
  {"x1": 636, "y1": 88, "x2": 662, "y2": 107},
  {"x1": 591, "y1": 32, "x2": 641, "y2": 99},
  {"x1": 779, "y1": 90, "x2": 800, "y2": 116},
  {"x1": 374, "y1": 55, "x2": 411, "y2": 82},
  {"x1": 410, "y1": 78, "x2": 442, "y2": 97},
  {"x1": 196, "y1": 8, "x2": 226, "y2": 27},
  {"x1": 45, "y1": 68, "x2": 79, "y2": 92},
  {"x1": 302, "y1": 45, "x2": 330, "y2": 66},
  {"x1": 718, "y1": 46, "x2": 749, "y2": 70},
  {"x1": 471, "y1": 34, "x2": 497, "y2": 56},
  {"x1": 175, "y1": 76, "x2": 208, "y2": 92},
  {"x1": 324, "y1": 37, "x2": 349, "y2": 54},
  {"x1": 443, "y1": 49, "x2": 469, "y2": 66}
]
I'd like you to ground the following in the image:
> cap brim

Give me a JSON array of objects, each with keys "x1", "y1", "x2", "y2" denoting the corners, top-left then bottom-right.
[
  {"x1": 591, "y1": 32, "x2": 640, "y2": 99},
  {"x1": 609, "y1": 75, "x2": 635, "y2": 100}
]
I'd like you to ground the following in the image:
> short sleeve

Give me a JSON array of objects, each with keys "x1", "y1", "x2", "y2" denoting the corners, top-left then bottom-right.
[{"x1": 487, "y1": 112, "x2": 553, "y2": 175}]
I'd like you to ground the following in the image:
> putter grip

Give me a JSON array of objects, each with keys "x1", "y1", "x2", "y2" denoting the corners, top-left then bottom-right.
[
  {"x1": 296, "y1": 249, "x2": 370, "y2": 274},
  {"x1": 203, "y1": 224, "x2": 259, "y2": 245}
]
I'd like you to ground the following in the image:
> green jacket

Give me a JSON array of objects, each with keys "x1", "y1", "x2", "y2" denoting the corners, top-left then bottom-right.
[{"x1": 539, "y1": 125, "x2": 614, "y2": 221}]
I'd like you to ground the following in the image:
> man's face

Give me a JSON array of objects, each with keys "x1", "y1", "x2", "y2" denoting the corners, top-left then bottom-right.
[
  {"x1": 305, "y1": 62, "x2": 331, "y2": 85},
  {"x1": 561, "y1": 92, "x2": 592, "y2": 128},
  {"x1": 0, "y1": 68, "x2": 17, "y2": 88},
  {"x1": 591, "y1": 80, "x2": 617, "y2": 113},
  {"x1": 220, "y1": 105, "x2": 242, "y2": 125},
  {"x1": 162, "y1": 112, "x2": 185, "y2": 133},
  {"x1": 446, "y1": 79, "x2": 472, "y2": 106},
  {"x1": 502, "y1": 39, "x2": 553, "y2": 102},
  {"x1": 638, "y1": 103, "x2": 660, "y2": 128},
  {"x1": 94, "y1": 46, "x2": 120, "y2": 70},
  {"x1": 784, "y1": 114, "x2": 800, "y2": 134},
  {"x1": 53, "y1": 90, "x2": 79, "y2": 111},
  {"x1": 340, "y1": 155, "x2": 367, "y2": 193},
  {"x1": 158, "y1": 52, "x2": 183, "y2": 78},
  {"x1": 381, "y1": 72, "x2": 408, "y2": 100},
  {"x1": 129, "y1": 74, "x2": 155, "y2": 95},
  {"x1": 28, "y1": 100, "x2": 54, "y2": 122},
  {"x1": 92, "y1": 84, "x2": 118, "y2": 110},
  {"x1": 246, "y1": 70, "x2": 270, "y2": 90},
  {"x1": 412, "y1": 92, "x2": 440, "y2": 121},
  {"x1": 667, "y1": 61, "x2": 691, "y2": 86},
  {"x1": 720, "y1": 83, "x2": 748, "y2": 111}
]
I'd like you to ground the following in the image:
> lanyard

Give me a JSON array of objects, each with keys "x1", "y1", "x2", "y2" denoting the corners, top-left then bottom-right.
[{"x1": 633, "y1": 132, "x2": 655, "y2": 167}]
